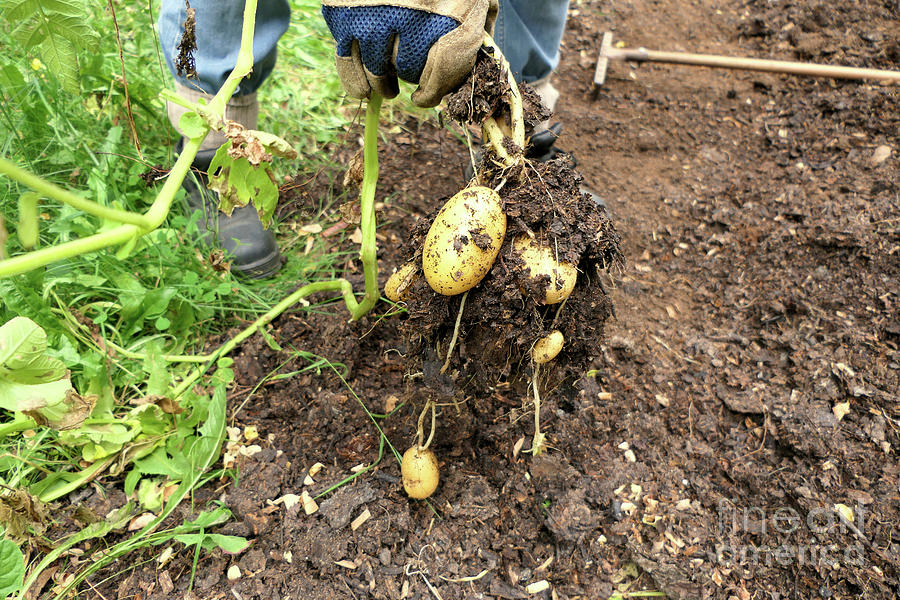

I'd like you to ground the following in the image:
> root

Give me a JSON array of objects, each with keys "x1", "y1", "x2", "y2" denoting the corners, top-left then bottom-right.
[
  {"x1": 440, "y1": 291, "x2": 468, "y2": 375},
  {"x1": 526, "y1": 362, "x2": 546, "y2": 456},
  {"x1": 416, "y1": 399, "x2": 437, "y2": 451}
]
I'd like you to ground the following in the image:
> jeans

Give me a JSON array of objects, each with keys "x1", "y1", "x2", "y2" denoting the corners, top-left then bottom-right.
[
  {"x1": 495, "y1": 0, "x2": 569, "y2": 83},
  {"x1": 159, "y1": 0, "x2": 290, "y2": 96},
  {"x1": 159, "y1": 0, "x2": 569, "y2": 95}
]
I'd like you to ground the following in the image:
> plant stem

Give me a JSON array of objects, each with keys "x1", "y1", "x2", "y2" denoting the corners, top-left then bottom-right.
[
  {"x1": 142, "y1": 136, "x2": 202, "y2": 228},
  {"x1": 482, "y1": 33, "x2": 525, "y2": 149},
  {"x1": 479, "y1": 34, "x2": 526, "y2": 170},
  {"x1": 0, "y1": 158, "x2": 153, "y2": 228},
  {"x1": 529, "y1": 362, "x2": 546, "y2": 456},
  {"x1": 0, "y1": 416, "x2": 37, "y2": 438},
  {"x1": 349, "y1": 92, "x2": 383, "y2": 320},
  {"x1": 169, "y1": 94, "x2": 384, "y2": 392},
  {"x1": 171, "y1": 279, "x2": 357, "y2": 399},
  {"x1": 0, "y1": 224, "x2": 139, "y2": 278}
]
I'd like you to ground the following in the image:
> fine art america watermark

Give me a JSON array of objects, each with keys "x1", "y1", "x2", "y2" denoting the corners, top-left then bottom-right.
[{"x1": 711, "y1": 501, "x2": 870, "y2": 568}]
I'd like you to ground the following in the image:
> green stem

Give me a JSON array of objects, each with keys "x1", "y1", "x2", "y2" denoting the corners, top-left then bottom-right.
[
  {"x1": 0, "y1": 416, "x2": 36, "y2": 438},
  {"x1": 0, "y1": 157, "x2": 152, "y2": 228},
  {"x1": 142, "y1": 136, "x2": 202, "y2": 227},
  {"x1": 0, "y1": 224, "x2": 139, "y2": 278},
  {"x1": 170, "y1": 93, "x2": 383, "y2": 393},
  {"x1": 171, "y1": 278, "x2": 357, "y2": 399},
  {"x1": 482, "y1": 33, "x2": 525, "y2": 149},
  {"x1": 350, "y1": 93, "x2": 383, "y2": 321}
]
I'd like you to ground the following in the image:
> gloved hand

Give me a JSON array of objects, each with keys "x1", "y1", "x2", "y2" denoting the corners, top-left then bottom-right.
[{"x1": 321, "y1": 0, "x2": 498, "y2": 108}]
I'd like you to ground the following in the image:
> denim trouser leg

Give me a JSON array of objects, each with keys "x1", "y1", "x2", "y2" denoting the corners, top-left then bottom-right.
[
  {"x1": 495, "y1": 0, "x2": 570, "y2": 84},
  {"x1": 159, "y1": 0, "x2": 290, "y2": 96}
]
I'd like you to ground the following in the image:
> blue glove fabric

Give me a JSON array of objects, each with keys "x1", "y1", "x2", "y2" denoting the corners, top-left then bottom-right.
[{"x1": 321, "y1": 6, "x2": 459, "y2": 84}]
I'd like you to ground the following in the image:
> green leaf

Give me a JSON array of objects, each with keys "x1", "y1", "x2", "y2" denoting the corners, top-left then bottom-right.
[
  {"x1": 17, "y1": 192, "x2": 39, "y2": 249},
  {"x1": 133, "y1": 447, "x2": 181, "y2": 480},
  {"x1": 0, "y1": 538, "x2": 25, "y2": 598},
  {"x1": 123, "y1": 468, "x2": 141, "y2": 497},
  {"x1": 4, "y1": 0, "x2": 98, "y2": 93},
  {"x1": 0, "y1": 64, "x2": 25, "y2": 90},
  {"x1": 174, "y1": 533, "x2": 250, "y2": 555},
  {"x1": 182, "y1": 506, "x2": 233, "y2": 530},
  {"x1": 132, "y1": 404, "x2": 171, "y2": 437},
  {"x1": 137, "y1": 478, "x2": 164, "y2": 512},
  {"x1": 141, "y1": 342, "x2": 168, "y2": 396},
  {"x1": 5, "y1": 0, "x2": 87, "y2": 21},
  {"x1": 36, "y1": 30, "x2": 80, "y2": 93},
  {"x1": 0, "y1": 317, "x2": 66, "y2": 383},
  {"x1": 179, "y1": 112, "x2": 207, "y2": 139}
]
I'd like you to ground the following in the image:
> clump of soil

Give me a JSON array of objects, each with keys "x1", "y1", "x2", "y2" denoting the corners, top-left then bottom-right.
[
  {"x1": 445, "y1": 48, "x2": 551, "y2": 134},
  {"x1": 396, "y1": 51, "x2": 622, "y2": 396}
]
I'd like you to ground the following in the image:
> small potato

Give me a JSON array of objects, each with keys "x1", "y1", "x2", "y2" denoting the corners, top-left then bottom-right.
[
  {"x1": 384, "y1": 262, "x2": 418, "y2": 302},
  {"x1": 533, "y1": 330, "x2": 564, "y2": 364},
  {"x1": 513, "y1": 235, "x2": 577, "y2": 304},
  {"x1": 401, "y1": 446, "x2": 439, "y2": 499},
  {"x1": 422, "y1": 186, "x2": 506, "y2": 295}
]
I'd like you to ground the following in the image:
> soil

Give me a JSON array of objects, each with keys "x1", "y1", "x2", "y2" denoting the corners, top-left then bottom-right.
[{"x1": 70, "y1": 0, "x2": 900, "y2": 599}]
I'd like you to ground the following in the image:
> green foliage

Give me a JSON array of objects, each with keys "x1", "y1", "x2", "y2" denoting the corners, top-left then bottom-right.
[
  {"x1": 2, "y1": 0, "x2": 98, "y2": 93},
  {"x1": 0, "y1": 0, "x2": 380, "y2": 595},
  {"x1": 0, "y1": 537, "x2": 25, "y2": 598},
  {"x1": 0, "y1": 316, "x2": 94, "y2": 430}
]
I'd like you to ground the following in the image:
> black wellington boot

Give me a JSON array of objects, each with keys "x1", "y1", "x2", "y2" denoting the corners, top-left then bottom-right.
[{"x1": 177, "y1": 141, "x2": 282, "y2": 279}]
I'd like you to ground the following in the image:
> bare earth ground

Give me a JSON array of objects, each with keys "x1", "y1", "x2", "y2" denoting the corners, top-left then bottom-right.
[{"x1": 74, "y1": 1, "x2": 899, "y2": 599}]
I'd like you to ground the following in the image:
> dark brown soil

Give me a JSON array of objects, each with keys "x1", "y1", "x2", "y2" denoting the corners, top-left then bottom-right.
[{"x1": 80, "y1": 1, "x2": 900, "y2": 599}]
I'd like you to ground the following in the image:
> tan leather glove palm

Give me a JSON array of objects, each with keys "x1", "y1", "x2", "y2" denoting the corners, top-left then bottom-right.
[{"x1": 321, "y1": 0, "x2": 498, "y2": 107}]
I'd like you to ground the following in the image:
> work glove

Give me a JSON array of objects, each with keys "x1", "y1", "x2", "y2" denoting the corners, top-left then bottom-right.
[{"x1": 321, "y1": 0, "x2": 498, "y2": 108}]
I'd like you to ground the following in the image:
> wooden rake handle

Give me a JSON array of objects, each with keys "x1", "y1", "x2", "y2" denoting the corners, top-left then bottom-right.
[{"x1": 608, "y1": 46, "x2": 900, "y2": 82}]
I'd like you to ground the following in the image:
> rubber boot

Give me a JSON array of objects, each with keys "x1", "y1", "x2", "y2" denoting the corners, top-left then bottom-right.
[
  {"x1": 168, "y1": 84, "x2": 282, "y2": 278},
  {"x1": 177, "y1": 140, "x2": 282, "y2": 279}
]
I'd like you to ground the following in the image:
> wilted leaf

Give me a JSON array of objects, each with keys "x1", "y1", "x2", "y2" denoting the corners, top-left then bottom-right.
[
  {"x1": 224, "y1": 122, "x2": 297, "y2": 162},
  {"x1": 23, "y1": 388, "x2": 95, "y2": 430},
  {"x1": 0, "y1": 317, "x2": 96, "y2": 430},
  {"x1": 207, "y1": 143, "x2": 279, "y2": 227},
  {"x1": 131, "y1": 394, "x2": 183, "y2": 415},
  {"x1": 0, "y1": 488, "x2": 49, "y2": 542}
]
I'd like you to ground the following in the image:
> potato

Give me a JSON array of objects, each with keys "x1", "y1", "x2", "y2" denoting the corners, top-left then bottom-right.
[
  {"x1": 422, "y1": 186, "x2": 506, "y2": 295},
  {"x1": 513, "y1": 235, "x2": 577, "y2": 304},
  {"x1": 384, "y1": 262, "x2": 418, "y2": 302},
  {"x1": 533, "y1": 330, "x2": 564, "y2": 364},
  {"x1": 401, "y1": 446, "x2": 439, "y2": 499}
]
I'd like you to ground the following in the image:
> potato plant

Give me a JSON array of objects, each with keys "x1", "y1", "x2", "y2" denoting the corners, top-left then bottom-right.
[{"x1": 387, "y1": 35, "x2": 622, "y2": 458}]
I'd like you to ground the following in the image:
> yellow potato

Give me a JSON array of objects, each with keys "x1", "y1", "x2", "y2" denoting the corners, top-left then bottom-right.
[
  {"x1": 401, "y1": 446, "x2": 439, "y2": 499},
  {"x1": 422, "y1": 186, "x2": 506, "y2": 295},
  {"x1": 513, "y1": 235, "x2": 577, "y2": 304},
  {"x1": 384, "y1": 262, "x2": 419, "y2": 302},
  {"x1": 533, "y1": 330, "x2": 564, "y2": 364}
]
